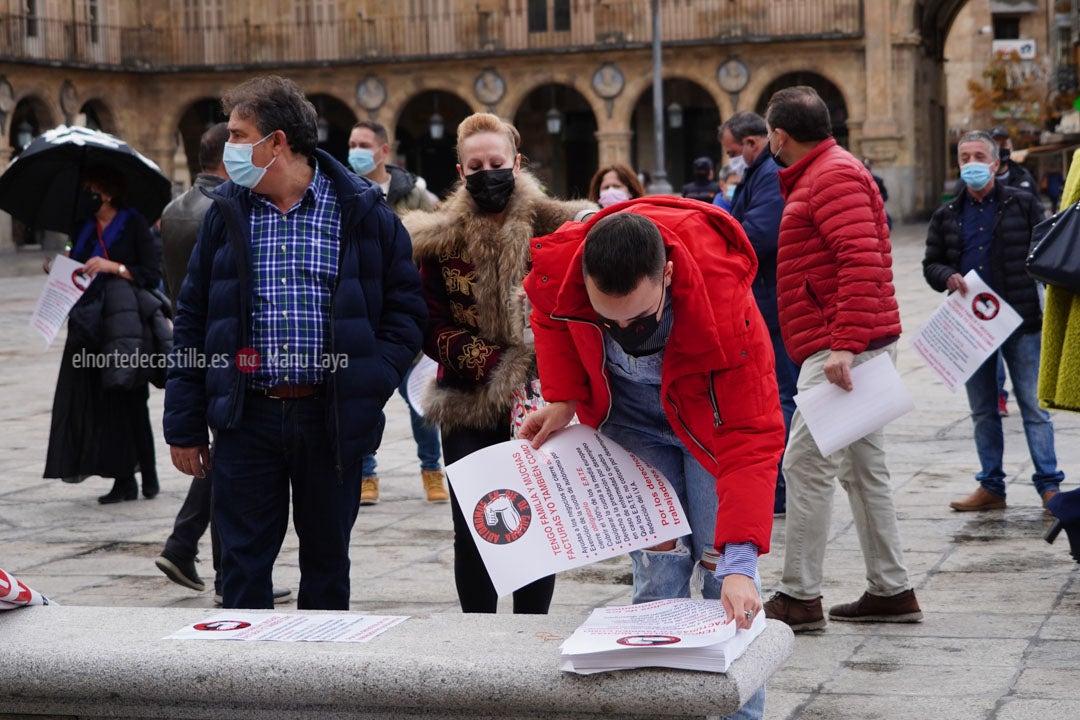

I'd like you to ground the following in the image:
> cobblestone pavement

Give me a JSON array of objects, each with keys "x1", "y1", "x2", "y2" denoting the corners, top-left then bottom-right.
[{"x1": 1, "y1": 223, "x2": 1078, "y2": 719}]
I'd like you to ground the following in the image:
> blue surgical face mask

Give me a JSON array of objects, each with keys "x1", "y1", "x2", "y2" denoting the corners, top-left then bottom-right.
[
  {"x1": 960, "y1": 162, "x2": 993, "y2": 191},
  {"x1": 223, "y1": 133, "x2": 276, "y2": 189},
  {"x1": 348, "y1": 147, "x2": 376, "y2": 176},
  {"x1": 725, "y1": 185, "x2": 736, "y2": 201}
]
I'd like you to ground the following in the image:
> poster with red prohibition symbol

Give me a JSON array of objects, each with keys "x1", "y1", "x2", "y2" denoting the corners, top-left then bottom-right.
[{"x1": 445, "y1": 424, "x2": 688, "y2": 597}]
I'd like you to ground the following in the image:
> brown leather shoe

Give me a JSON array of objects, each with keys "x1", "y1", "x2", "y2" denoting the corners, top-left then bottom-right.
[
  {"x1": 829, "y1": 589, "x2": 923, "y2": 623},
  {"x1": 763, "y1": 591, "x2": 826, "y2": 632},
  {"x1": 949, "y1": 487, "x2": 1006, "y2": 512}
]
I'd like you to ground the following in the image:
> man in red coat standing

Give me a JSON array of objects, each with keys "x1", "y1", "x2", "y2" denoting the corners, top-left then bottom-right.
[{"x1": 761, "y1": 86, "x2": 922, "y2": 632}]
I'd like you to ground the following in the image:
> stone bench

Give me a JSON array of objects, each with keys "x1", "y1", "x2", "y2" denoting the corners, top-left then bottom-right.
[{"x1": 0, "y1": 606, "x2": 793, "y2": 719}]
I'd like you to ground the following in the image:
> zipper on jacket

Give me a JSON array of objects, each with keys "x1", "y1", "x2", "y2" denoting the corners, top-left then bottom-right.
[
  {"x1": 550, "y1": 312, "x2": 614, "y2": 428},
  {"x1": 708, "y1": 371, "x2": 722, "y2": 428},
  {"x1": 667, "y1": 392, "x2": 717, "y2": 464}
]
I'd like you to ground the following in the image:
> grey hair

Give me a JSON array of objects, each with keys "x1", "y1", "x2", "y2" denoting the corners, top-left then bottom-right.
[{"x1": 958, "y1": 131, "x2": 999, "y2": 161}]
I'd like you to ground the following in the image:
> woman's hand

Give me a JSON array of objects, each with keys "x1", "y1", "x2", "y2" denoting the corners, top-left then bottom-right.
[
  {"x1": 81, "y1": 257, "x2": 123, "y2": 278},
  {"x1": 518, "y1": 400, "x2": 577, "y2": 448}
]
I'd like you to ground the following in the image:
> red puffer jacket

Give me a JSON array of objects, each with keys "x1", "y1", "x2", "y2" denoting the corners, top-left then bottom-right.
[
  {"x1": 775, "y1": 138, "x2": 901, "y2": 365},
  {"x1": 525, "y1": 197, "x2": 785, "y2": 556}
]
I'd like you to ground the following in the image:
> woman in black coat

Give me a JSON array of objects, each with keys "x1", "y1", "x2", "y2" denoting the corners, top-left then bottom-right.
[{"x1": 44, "y1": 165, "x2": 163, "y2": 504}]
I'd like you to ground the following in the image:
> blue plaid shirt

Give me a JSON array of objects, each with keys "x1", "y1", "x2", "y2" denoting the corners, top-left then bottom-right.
[{"x1": 248, "y1": 163, "x2": 341, "y2": 389}]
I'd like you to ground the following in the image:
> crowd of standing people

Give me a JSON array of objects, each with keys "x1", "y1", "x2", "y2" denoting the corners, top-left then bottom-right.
[{"x1": 32, "y1": 74, "x2": 1080, "y2": 720}]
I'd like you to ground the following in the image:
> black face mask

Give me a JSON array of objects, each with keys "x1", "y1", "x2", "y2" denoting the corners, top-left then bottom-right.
[
  {"x1": 998, "y1": 147, "x2": 1011, "y2": 165},
  {"x1": 77, "y1": 188, "x2": 103, "y2": 217},
  {"x1": 465, "y1": 168, "x2": 515, "y2": 214},
  {"x1": 597, "y1": 284, "x2": 666, "y2": 354}
]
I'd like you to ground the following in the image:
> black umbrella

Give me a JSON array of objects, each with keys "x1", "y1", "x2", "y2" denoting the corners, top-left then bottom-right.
[{"x1": 0, "y1": 125, "x2": 173, "y2": 234}]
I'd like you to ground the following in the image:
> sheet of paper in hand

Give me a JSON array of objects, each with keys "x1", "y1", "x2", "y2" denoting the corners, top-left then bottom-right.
[
  {"x1": 30, "y1": 254, "x2": 90, "y2": 346},
  {"x1": 560, "y1": 598, "x2": 766, "y2": 674},
  {"x1": 445, "y1": 424, "x2": 688, "y2": 597}
]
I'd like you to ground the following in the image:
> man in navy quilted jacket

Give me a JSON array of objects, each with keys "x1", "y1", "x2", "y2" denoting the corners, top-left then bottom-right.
[{"x1": 163, "y1": 76, "x2": 425, "y2": 610}]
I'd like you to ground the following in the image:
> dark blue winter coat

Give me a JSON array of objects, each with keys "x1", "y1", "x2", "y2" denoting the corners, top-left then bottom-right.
[
  {"x1": 730, "y1": 150, "x2": 785, "y2": 329},
  {"x1": 163, "y1": 150, "x2": 426, "y2": 475}
]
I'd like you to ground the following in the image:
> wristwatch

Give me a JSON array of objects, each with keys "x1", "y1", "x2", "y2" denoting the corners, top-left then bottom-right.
[{"x1": 117, "y1": 264, "x2": 127, "y2": 277}]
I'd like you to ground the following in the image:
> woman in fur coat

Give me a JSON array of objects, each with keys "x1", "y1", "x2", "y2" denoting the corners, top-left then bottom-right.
[{"x1": 404, "y1": 113, "x2": 593, "y2": 613}]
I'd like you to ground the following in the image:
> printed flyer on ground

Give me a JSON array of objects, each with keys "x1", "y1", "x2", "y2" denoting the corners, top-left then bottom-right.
[
  {"x1": 165, "y1": 612, "x2": 408, "y2": 642},
  {"x1": 911, "y1": 269, "x2": 1023, "y2": 392},
  {"x1": 446, "y1": 424, "x2": 688, "y2": 597}
]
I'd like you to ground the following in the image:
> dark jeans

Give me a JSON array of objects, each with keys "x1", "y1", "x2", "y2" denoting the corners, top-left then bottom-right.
[
  {"x1": 163, "y1": 473, "x2": 222, "y2": 591},
  {"x1": 212, "y1": 393, "x2": 362, "y2": 610},
  {"x1": 443, "y1": 421, "x2": 555, "y2": 614}
]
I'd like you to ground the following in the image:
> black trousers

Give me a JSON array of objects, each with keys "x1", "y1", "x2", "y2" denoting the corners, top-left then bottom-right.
[
  {"x1": 163, "y1": 473, "x2": 222, "y2": 591},
  {"x1": 443, "y1": 420, "x2": 555, "y2": 614}
]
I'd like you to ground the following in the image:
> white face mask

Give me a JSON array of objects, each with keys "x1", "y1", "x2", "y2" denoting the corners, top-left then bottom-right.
[
  {"x1": 598, "y1": 187, "x2": 631, "y2": 208},
  {"x1": 223, "y1": 133, "x2": 276, "y2": 189},
  {"x1": 727, "y1": 155, "x2": 747, "y2": 175}
]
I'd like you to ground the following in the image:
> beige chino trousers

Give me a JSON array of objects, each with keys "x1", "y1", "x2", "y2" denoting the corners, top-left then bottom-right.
[{"x1": 777, "y1": 343, "x2": 911, "y2": 600}]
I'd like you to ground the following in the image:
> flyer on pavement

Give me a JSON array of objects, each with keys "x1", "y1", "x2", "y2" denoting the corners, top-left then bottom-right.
[
  {"x1": 30, "y1": 254, "x2": 90, "y2": 346},
  {"x1": 445, "y1": 424, "x2": 688, "y2": 597},
  {"x1": 560, "y1": 598, "x2": 766, "y2": 674},
  {"x1": 0, "y1": 566, "x2": 55, "y2": 611},
  {"x1": 164, "y1": 612, "x2": 408, "y2": 642},
  {"x1": 793, "y1": 352, "x2": 915, "y2": 456},
  {"x1": 910, "y1": 269, "x2": 1023, "y2": 392}
]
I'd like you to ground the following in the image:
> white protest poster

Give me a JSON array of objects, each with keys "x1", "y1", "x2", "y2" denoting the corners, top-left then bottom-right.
[
  {"x1": 910, "y1": 269, "x2": 1023, "y2": 392},
  {"x1": 405, "y1": 355, "x2": 438, "y2": 417},
  {"x1": 29, "y1": 255, "x2": 90, "y2": 346},
  {"x1": 793, "y1": 352, "x2": 915, "y2": 457},
  {"x1": 445, "y1": 424, "x2": 688, "y2": 597},
  {"x1": 165, "y1": 612, "x2": 408, "y2": 642}
]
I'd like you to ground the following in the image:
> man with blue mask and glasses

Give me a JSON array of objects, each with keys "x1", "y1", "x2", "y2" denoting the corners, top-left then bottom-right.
[
  {"x1": 164, "y1": 75, "x2": 426, "y2": 610},
  {"x1": 923, "y1": 129, "x2": 1064, "y2": 514},
  {"x1": 345, "y1": 120, "x2": 447, "y2": 506}
]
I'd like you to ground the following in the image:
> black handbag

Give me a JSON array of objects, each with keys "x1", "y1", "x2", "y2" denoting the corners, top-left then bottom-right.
[{"x1": 1027, "y1": 200, "x2": 1080, "y2": 294}]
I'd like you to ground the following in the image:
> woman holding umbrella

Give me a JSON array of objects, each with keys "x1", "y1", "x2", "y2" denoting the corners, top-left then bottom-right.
[{"x1": 44, "y1": 164, "x2": 165, "y2": 504}]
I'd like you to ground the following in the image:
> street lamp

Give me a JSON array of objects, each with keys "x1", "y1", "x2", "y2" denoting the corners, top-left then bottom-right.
[
  {"x1": 666, "y1": 102, "x2": 683, "y2": 129},
  {"x1": 429, "y1": 94, "x2": 444, "y2": 140},
  {"x1": 16, "y1": 120, "x2": 34, "y2": 150},
  {"x1": 316, "y1": 117, "x2": 329, "y2": 145},
  {"x1": 647, "y1": 0, "x2": 673, "y2": 194},
  {"x1": 546, "y1": 106, "x2": 563, "y2": 135}
]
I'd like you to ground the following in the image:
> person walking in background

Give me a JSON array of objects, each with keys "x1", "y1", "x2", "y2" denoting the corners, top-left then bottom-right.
[
  {"x1": 681, "y1": 157, "x2": 721, "y2": 203},
  {"x1": 164, "y1": 75, "x2": 426, "y2": 610},
  {"x1": 346, "y1": 119, "x2": 448, "y2": 505},
  {"x1": 760, "y1": 86, "x2": 922, "y2": 632},
  {"x1": 587, "y1": 162, "x2": 646, "y2": 209},
  {"x1": 718, "y1": 110, "x2": 796, "y2": 516},
  {"x1": 154, "y1": 122, "x2": 290, "y2": 605},
  {"x1": 404, "y1": 112, "x2": 593, "y2": 614},
  {"x1": 44, "y1": 165, "x2": 166, "y2": 505},
  {"x1": 923, "y1": 130, "x2": 1063, "y2": 513}
]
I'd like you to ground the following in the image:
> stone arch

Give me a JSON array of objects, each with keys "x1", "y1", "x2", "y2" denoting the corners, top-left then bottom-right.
[
  {"x1": 9, "y1": 94, "x2": 57, "y2": 153},
  {"x1": 308, "y1": 93, "x2": 358, "y2": 165},
  {"x1": 511, "y1": 82, "x2": 597, "y2": 200},
  {"x1": 395, "y1": 89, "x2": 473, "y2": 200},
  {"x1": 174, "y1": 98, "x2": 228, "y2": 180},
  {"x1": 626, "y1": 77, "x2": 721, "y2": 191},
  {"x1": 755, "y1": 72, "x2": 852, "y2": 149},
  {"x1": 78, "y1": 99, "x2": 115, "y2": 134}
]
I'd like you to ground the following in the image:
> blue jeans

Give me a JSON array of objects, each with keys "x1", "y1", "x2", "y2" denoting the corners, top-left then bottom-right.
[
  {"x1": 362, "y1": 364, "x2": 442, "y2": 477},
  {"x1": 965, "y1": 330, "x2": 1064, "y2": 498},
  {"x1": 599, "y1": 337, "x2": 724, "y2": 602},
  {"x1": 212, "y1": 393, "x2": 363, "y2": 610}
]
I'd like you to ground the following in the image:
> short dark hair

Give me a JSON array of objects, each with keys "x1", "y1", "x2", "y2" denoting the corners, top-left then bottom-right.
[
  {"x1": 583, "y1": 213, "x2": 666, "y2": 296},
  {"x1": 221, "y1": 75, "x2": 318, "y2": 157},
  {"x1": 721, "y1": 111, "x2": 767, "y2": 142},
  {"x1": 198, "y1": 122, "x2": 229, "y2": 172},
  {"x1": 764, "y1": 86, "x2": 832, "y2": 143},
  {"x1": 352, "y1": 119, "x2": 389, "y2": 145}
]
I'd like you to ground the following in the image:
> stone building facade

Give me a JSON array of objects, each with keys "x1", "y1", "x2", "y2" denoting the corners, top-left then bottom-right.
[{"x1": 0, "y1": 0, "x2": 1074, "y2": 247}]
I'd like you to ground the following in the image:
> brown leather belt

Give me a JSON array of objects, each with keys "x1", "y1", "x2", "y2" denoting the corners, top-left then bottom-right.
[{"x1": 261, "y1": 383, "x2": 323, "y2": 399}]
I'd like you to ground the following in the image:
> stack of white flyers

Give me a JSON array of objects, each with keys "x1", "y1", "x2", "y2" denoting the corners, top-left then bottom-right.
[{"x1": 560, "y1": 598, "x2": 765, "y2": 674}]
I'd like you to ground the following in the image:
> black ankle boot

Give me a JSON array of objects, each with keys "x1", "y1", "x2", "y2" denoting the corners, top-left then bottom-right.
[
  {"x1": 98, "y1": 476, "x2": 138, "y2": 504},
  {"x1": 1044, "y1": 520, "x2": 1080, "y2": 563},
  {"x1": 142, "y1": 475, "x2": 159, "y2": 499}
]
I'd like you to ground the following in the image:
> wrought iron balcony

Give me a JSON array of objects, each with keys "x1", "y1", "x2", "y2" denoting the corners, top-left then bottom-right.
[{"x1": 0, "y1": 0, "x2": 863, "y2": 71}]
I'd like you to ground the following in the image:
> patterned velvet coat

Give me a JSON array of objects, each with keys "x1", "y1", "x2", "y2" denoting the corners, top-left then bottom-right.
[{"x1": 404, "y1": 171, "x2": 593, "y2": 431}]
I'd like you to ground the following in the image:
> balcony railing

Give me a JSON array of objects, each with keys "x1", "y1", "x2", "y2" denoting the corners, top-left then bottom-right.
[{"x1": 0, "y1": 1, "x2": 863, "y2": 71}]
